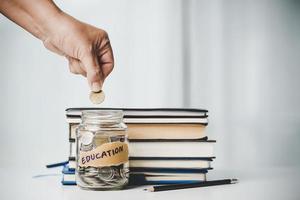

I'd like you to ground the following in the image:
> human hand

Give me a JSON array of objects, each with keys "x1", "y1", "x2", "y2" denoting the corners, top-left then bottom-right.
[
  {"x1": 42, "y1": 13, "x2": 114, "y2": 92},
  {"x1": 0, "y1": 0, "x2": 113, "y2": 92}
]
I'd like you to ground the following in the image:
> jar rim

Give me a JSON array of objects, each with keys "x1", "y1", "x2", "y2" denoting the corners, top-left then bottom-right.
[
  {"x1": 81, "y1": 110, "x2": 124, "y2": 125},
  {"x1": 82, "y1": 109, "x2": 123, "y2": 117}
]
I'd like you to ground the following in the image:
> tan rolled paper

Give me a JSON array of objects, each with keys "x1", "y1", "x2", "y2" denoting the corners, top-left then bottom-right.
[{"x1": 79, "y1": 142, "x2": 129, "y2": 167}]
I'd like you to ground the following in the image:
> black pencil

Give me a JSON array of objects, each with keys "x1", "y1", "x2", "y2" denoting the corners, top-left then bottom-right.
[
  {"x1": 46, "y1": 161, "x2": 68, "y2": 168},
  {"x1": 145, "y1": 179, "x2": 238, "y2": 192}
]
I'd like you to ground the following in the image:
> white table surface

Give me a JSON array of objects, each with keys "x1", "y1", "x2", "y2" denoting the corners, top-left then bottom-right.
[{"x1": 1, "y1": 166, "x2": 299, "y2": 200}]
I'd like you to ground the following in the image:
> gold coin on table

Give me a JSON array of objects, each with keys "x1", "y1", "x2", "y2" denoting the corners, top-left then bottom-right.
[{"x1": 89, "y1": 90, "x2": 105, "y2": 104}]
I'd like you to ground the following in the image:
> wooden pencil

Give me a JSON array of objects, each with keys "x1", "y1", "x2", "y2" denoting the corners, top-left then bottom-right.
[{"x1": 145, "y1": 179, "x2": 238, "y2": 192}]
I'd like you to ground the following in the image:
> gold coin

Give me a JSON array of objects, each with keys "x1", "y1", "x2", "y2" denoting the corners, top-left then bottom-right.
[{"x1": 89, "y1": 90, "x2": 105, "y2": 104}]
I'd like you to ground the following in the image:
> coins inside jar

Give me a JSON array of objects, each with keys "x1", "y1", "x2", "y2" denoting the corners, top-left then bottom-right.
[
  {"x1": 93, "y1": 135, "x2": 110, "y2": 147},
  {"x1": 77, "y1": 133, "x2": 129, "y2": 188}
]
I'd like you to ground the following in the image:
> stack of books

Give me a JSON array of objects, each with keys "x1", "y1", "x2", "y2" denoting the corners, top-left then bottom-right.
[{"x1": 62, "y1": 108, "x2": 215, "y2": 185}]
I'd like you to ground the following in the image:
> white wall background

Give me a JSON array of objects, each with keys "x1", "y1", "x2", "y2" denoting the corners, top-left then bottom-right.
[
  {"x1": 0, "y1": 0, "x2": 299, "y2": 171},
  {"x1": 187, "y1": 0, "x2": 300, "y2": 169}
]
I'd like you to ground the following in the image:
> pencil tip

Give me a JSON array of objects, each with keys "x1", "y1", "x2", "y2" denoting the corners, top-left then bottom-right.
[
  {"x1": 231, "y1": 178, "x2": 239, "y2": 184},
  {"x1": 144, "y1": 187, "x2": 154, "y2": 192}
]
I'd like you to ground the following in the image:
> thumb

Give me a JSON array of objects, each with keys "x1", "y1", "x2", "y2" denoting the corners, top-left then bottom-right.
[{"x1": 81, "y1": 53, "x2": 104, "y2": 92}]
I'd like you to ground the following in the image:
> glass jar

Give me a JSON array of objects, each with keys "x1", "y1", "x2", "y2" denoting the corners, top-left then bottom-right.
[{"x1": 76, "y1": 110, "x2": 129, "y2": 190}]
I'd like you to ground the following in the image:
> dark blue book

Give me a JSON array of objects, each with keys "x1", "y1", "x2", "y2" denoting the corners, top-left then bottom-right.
[
  {"x1": 61, "y1": 165, "x2": 76, "y2": 185},
  {"x1": 61, "y1": 165, "x2": 207, "y2": 185},
  {"x1": 130, "y1": 168, "x2": 211, "y2": 173},
  {"x1": 129, "y1": 171, "x2": 207, "y2": 185}
]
